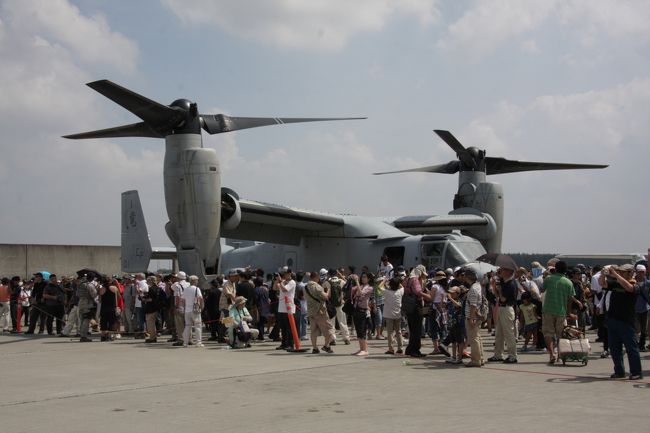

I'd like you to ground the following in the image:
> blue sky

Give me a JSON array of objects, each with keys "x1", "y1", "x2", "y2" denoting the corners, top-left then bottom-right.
[{"x1": 1, "y1": 0, "x2": 648, "y2": 254}]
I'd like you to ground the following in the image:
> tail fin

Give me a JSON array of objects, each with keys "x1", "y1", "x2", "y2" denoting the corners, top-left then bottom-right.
[{"x1": 121, "y1": 190, "x2": 153, "y2": 273}]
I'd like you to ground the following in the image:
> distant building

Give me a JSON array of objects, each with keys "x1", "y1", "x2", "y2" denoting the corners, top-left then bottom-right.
[{"x1": 0, "y1": 244, "x2": 121, "y2": 279}]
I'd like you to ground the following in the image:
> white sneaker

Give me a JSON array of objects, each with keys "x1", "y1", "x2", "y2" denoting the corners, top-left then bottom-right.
[
  {"x1": 183, "y1": 344, "x2": 188, "y2": 348},
  {"x1": 195, "y1": 343, "x2": 205, "y2": 347}
]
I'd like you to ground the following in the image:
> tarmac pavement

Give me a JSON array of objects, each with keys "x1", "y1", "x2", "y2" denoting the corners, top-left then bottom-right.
[{"x1": 1, "y1": 330, "x2": 648, "y2": 433}]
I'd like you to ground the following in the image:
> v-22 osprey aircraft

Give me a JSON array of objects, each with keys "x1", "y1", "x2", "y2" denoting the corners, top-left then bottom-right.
[
  {"x1": 219, "y1": 130, "x2": 606, "y2": 273},
  {"x1": 64, "y1": 80, "x2": 606, "y2": 281}
]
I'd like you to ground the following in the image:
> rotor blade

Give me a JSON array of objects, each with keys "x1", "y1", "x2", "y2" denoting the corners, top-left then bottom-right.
[
  {"x1": 485, "y1": 157, "x2": 608, "y2": 175},
  {"x1": 63, "y1": 122, "x2": 163, "y2": 139},
  {"x1": 201, "y1": 114, "x2": 366, "y2": 134},
  {"x1": 373, "y1": 161, "x2": 460, "y2": 175},
  {"x1": 86, "y1": 80, "x2": 182, "y2": 127},
  {"x1": 434, "y1": 130, "x2": 467, "y2": 155}
]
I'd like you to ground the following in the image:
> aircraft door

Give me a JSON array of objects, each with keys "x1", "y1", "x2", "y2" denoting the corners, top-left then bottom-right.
[
  {"x1": 283, "y1": 251, "x2": 298, "y2": 270},
  {"x1": 382, "y1": 247, "x2": 405, "y2": 267}
]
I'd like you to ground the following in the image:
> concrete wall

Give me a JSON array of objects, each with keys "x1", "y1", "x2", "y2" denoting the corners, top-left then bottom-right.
[{"x1": 0, "y1": 244, "x2": 121, "y2": 279}]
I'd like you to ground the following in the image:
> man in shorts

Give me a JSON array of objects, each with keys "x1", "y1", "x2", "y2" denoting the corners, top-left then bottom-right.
[{"x1": 542, "y1": 261, "x2": 581, "y2": 364}]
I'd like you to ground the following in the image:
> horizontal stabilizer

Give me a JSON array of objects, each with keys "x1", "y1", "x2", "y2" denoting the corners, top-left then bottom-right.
[{"x1": 121, "y1": 190, "x2": 153, "y2": 273}]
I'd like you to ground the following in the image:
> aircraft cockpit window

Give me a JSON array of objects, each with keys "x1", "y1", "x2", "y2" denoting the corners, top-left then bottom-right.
[{"x1": 421, "y1": 242, "x2": 444, "y2": 268}]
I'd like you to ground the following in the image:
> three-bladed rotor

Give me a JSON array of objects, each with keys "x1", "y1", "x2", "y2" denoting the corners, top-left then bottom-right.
[
  {"x1": 63, "y1": 80, "x2": 365, "y2": 140},
  {"x1": 373, "y1": 129, "x2": 608, "y2": 175}
]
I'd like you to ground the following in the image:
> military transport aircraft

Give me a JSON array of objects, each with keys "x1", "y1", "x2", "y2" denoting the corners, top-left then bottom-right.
[
  {"x1": 218, "y1": 130, "x2": 606, "y2": 273},
  {"x1": 65, "y1": 80, "x2": 606, "y2": 281}
]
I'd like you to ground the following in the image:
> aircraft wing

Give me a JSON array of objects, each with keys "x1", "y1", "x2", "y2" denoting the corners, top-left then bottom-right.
[
  {"x1": 388, "y1": 211, "x2": 494, "y2": 236},
  {"x1": 221, "y1": 200, "x2": 346, "y2": 245}
]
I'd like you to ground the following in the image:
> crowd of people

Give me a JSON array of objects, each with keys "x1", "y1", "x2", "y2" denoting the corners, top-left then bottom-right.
[{"x1": 1, "y1": 255, "x2": 648, "y2": 379}]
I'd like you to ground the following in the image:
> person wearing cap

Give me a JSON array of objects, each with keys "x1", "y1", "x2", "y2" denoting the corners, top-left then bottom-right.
[
  {"x1": 599, "y1": 264, "x2": 644, "y2": 379},
  {"x1": 169, "y1": 271, "x2": 190, "y2": 345},
  {"x1": 488, "y1": 264, "x2": 519, "y2": 364},
  {"x1": 323, "y1": 268, "x2": 350, "y2": 345},
  {"x1": 304, "y1": 272, "x2": 334, "y2": 354},
  {"x1": 180, "y1": 275, "x2": 204, "y2": 348},
  {"x1": 539, "y1": 261, "x2": 580, "y2": 365},
  {"x1": 633, "y1": 265, "x2": 649, "y2": 351},
  {"x1": 227, "y1": 296, "x2": 258, "y2": 348},
  {"x1": 463, "y1": 268, "x2": 484, "y2": 367},
  {"x1": 219, "y1": 270, "x2": 239, "y2": 334}
]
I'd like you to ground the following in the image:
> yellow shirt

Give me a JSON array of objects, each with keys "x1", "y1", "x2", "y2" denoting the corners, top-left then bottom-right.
[{"x1": 520, "y1": 303, "x2": 537, "y2": 325}]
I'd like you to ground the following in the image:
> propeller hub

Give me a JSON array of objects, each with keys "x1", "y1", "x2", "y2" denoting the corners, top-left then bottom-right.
[{"x1": 170, "y1": 98, "x2": 193, "y2": 110}]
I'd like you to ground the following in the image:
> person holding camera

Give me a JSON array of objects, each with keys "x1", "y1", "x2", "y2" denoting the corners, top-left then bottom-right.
[
  {"x1": 304, "y1": 272, "x2": 334, "y2": 354},
  {"x1": 274, "y1": 269, "x2": 296, "y2": 351},
  {"x1": 599, "y1": 264, "x2": 645, "y2": 380}
]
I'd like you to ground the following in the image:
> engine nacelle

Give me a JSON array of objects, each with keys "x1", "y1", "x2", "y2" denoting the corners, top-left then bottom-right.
[{"x1": 221, "y1": 187, "x2": 241, "y2": 231}]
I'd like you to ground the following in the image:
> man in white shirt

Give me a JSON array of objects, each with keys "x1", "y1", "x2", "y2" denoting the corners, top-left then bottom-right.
[
  {"x1": 181, "y1": 275, "x2": 204, "y2": 348},
  {"x1": 170, "y1": 271, "x2": 190, "y2": 346},
  {"x1": 275, "y1": 269, "x2": 296, "y2": 351},
  {"x1": 134, "y1": 273, "x2": 148, "y2": 338},
  {"x1": 378, "y1": 255, "x2": 394, "y2": 278}
]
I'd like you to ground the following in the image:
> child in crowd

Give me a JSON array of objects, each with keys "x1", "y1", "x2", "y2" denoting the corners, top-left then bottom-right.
[
  {"x1": 380, "y1": 277, "x2": 404, "y2": 355},
  {"x1": 444, "y1": 287, "x2": 464, "y2": 364},
  {"x1": 519, "y1": 292, "x2": 538, "y2": 351}
]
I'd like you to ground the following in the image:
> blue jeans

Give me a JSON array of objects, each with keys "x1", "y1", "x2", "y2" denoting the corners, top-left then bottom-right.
[
  {"x1": 295, "y1": 308, "x2": 308, "y2": 339},
  {"x1": 607, "y1": 318, "x2": 642, "y2": 376},
  {"x1": 135, "y1": 307, "x2": 145, "y2": 333}
]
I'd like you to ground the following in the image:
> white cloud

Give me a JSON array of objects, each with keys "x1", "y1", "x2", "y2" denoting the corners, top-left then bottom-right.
[
  {"x1": 163, "y1": 0, "x2": 440, "y2": 51},
  {"x1": 462, "y1": 78, "x2": 650, "y2": 252},
  {"x1": 558, "y1": 0, "x2": 650, "y2": 44},
  {"x1": 437, "y1": 0, "x2": 650, "y2": 62},
  {"x1": 437, "y1": 0, "x2": 557, "y2": 62},
  {"x1": 520, "y1": 39, "x2": 539, "y2": 54},
  {"x1": 2, "y1": 0, "x2": 138, "y2": 74},
  {"x1": 0, "y1": 1, "x2": 153, "y2": 246}
]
